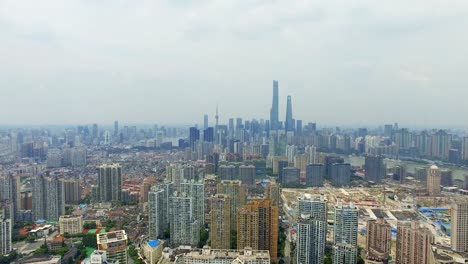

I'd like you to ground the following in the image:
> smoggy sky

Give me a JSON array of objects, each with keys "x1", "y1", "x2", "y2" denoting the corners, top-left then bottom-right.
[{"x1": 1, "y1": 0, "x2": 468, "y2": 128}]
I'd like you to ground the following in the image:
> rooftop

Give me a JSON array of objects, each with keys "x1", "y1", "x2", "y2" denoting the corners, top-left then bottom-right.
[{"x1": 148, "y1": 240, "x2": 161, "y2": 248}]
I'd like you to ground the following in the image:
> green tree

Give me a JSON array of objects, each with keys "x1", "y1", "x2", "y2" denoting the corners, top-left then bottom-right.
[
  {"x1": 231, "y1": 231, "x2": 237, "y2": 249},
  {"x1": 198, "y1": 229, "x2": 209, "y2": 248},
  {"x1": 82, "y1": 234, "x2": 97, "y2": 248},
  {"x1": 83, "y1": 222, "x2": 97, "y2": 229}
]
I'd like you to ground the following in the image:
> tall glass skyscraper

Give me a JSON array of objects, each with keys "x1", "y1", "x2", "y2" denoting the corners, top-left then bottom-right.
[
  {"x1": 285, "y1": 95, "x2": 294, "y2": 131},
  {"x1": 270, "y1": 80, "x2": 279, "y2": 131}
]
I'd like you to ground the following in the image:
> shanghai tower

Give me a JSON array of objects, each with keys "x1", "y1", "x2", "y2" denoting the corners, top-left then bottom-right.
[
  {"x1": 285, "y1": 95, "x2": 294, "y2": 131},
  {"x1": 270, "y1": 80, "x2": 279, "y2": 130}
]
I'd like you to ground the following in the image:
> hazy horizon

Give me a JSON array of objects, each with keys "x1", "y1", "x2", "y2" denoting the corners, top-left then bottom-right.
[{"x1": 1, "y1": 1, "x2": 468, "y2": 128}]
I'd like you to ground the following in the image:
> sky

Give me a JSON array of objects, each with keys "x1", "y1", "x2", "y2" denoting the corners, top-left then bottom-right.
[{"x1": 1, "y1": 0, "x2": 468, "y2": 128}]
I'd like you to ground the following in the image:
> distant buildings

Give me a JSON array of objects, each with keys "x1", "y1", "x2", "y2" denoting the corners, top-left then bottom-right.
[
  {"x1": 218, "y1": 165, "x2": 237, "y2": 181},
  {"x1": 396, "y1": 222, "x2": 434, "y2": 264},
  {"x1": 59, "y1": 215, "x2": 83, "y2": 235},
  {"x1": 427, "y1": 165, "x2": 441, "y2": 196},
  {"x1": 281, "y1": 167, "x2": 300, "y2": 187},
  {"x1": 270, "y1": 80, "x2": 279, "y2": 131},
  {"x1": 239, "y1": 165, "x2": 256, "y2": 186},
  {"x1": 97, "y1": 164, "x2": 122, "y2": 203},
  {"x1": 364, "y1": 155, "x2": 385, "y2": 183},
  {"x1": 97, "y1": 230, "x2": 129, "y2": 264},
  {"x1": 330, "y1": 163, "x2": 351, "y2": 187},
  {"x1": 305, "y1": 164, "x2": 324, "y2": 187},
  {"x1": 237, "y1": 200, "x2": 279, "y2": 261},
  {"x1": 285, "y1": 95, "x2": 294, "y2": 132}
]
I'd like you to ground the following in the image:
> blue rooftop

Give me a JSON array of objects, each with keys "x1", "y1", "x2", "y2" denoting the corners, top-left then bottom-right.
[{"x1": 148, "y1": 240, "x2": 161, "y2": 248}]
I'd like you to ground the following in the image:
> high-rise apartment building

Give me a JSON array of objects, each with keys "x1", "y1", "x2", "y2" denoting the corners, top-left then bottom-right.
[
  {"x1": 239, "y1": 165, "x2": 256, "y2": 186},
  {"x1": 427, "y1": 165, "x2": 441, "y2": 196},
  {"x1": 169, "y1": 192, "x2": 199, "y2": 246},
  {"x1": 330, "y1": 163, "x2": 351, "y2": 187},
  {"x1": 431, "y1": 130, "x2": 452, "y2": 160},
  {"x1": 180, "y1": 180, "x2": 205, "y2": 228},
  {"x1": 97, "y1": 164, "x2": 122, "y2": 203},
  {"x1": 333, "y1": 203, "x2": 358, "y2": 264},
  {"x1": 305, "y1": 164, "x2": 324, "y2": 187},
  {"x1": 63, "y1": 179, "x2": 81, "y2": 204},
  {"x1": 463, "y1": 137, "x2": 468, "y2": 162},
  {"x1": 237, "y1": 199, "x2": 279, "y2": 261},
  {"x1": 32, "y1": 175, "x2": 65, "y2": 221},
  {"x1": 218, "y1": 165, "x2": 237, "y2": 181},
  {"x1": 59, "y1": 215, "x2": 83, "y2": 235},
  {"x1": 148, "y1": 186, "x2": 169, "y2": 239},
  {"x1": 217, "y1": 180, "x2": 247, "y2": 231},
  {"x1": 451, "y1": 201, "x2": 468, "y2": 252},
  {"x1": 97, "y1": 230, "x2": 128, "y2": 264},
  {"x1": 281, "y1": 167, "x2": 300, "y2": 187},
  {"x1": 266, "y1": 183, "x2": 281, "y2": 207},
  {"x1": 333, "y1": 243, "x2": 357, "y2": 264},
  {"x1": 364, "y1": 155, "x2": 385, "y2": 183},
  {"x1": 297, "y1": 194, "x2": 327, "y2": 221},
  {"x1": 210, "y1": 194, "x2": 231, "y2": 249},
  {"x1": 366, "y1": 218, "x2": 392, "y2": 262},
  {"x1": 270, "y1": 80, "x2": 279, "y2": 131},
  {"x1": 396, "y1": 222, "x2": 434, "y2": 264},
  {"x1": 0, "y1": 175, "x2": 21, "y2": 223},
  {"x1": 0, "y1": 218, "x2": 12, "y2": 256},
  {"x1": 296, "y1": 215, "x2": 326, "y2": 264}
]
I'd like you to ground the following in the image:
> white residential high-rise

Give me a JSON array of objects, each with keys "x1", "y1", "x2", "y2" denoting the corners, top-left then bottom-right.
[
  {"x1": 0, "y1": 218, "x2": 12, "y2": 256},
  {"x1": 296, "y1": 215, "x2": 326, "y2": 264},
  {"x1": 297, "y1": 194, "x2": 327, "y2": 221},
  {"x1": 169, "y1": 192, "x2": 199, "y2": 246},
  {"x1": 149, "y1": 184, "x2": 171, "y2": 239},
  {"x1": 305, "y1": 145, "x2": 317, "y2": 164},
  {"x1": 451, "y1": 201, "x2": 468, "y2": 252},
  {"x1": 180, "y1": 179, "x2": 205, "y2": 228},
  {"x1": 333, "y1": 202, "x2": 358, "y2": 264}
]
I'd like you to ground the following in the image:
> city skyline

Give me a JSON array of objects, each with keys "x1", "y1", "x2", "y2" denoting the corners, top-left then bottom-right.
[{"x1": 1, "y1": 1, "x2": 468, "y2": 127}]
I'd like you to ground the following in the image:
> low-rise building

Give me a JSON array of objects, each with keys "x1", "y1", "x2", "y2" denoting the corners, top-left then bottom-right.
[
  {"x1": 173, "y1": 246, "x2": 270, "y2": 264},
  {"x1": 142, "y1": 240, "x2": 164, "y2": 264},
  {"x1": 59, "y1": 215, "x2": 83, "y2": 235}
]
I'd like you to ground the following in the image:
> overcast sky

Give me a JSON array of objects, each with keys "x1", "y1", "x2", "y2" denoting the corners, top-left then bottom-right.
[{"x1": 1, "y1": 0, "x2": 468, "y2": 128}]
